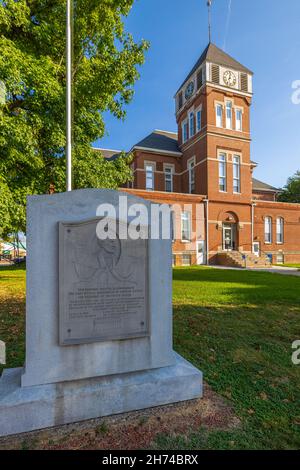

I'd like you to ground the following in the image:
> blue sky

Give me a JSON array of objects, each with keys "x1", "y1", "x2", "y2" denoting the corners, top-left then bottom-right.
[{"x1": 94, "y1": 0, "x2": 300, "y2": 188}]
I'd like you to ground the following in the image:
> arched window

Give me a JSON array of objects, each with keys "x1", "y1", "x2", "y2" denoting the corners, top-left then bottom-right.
[
  {"x1": 276, "y1": 217, "x2": 284, "y2": 244},
  {"x1": 264, "y1": 216, "x2": 272, "y2": 244}
]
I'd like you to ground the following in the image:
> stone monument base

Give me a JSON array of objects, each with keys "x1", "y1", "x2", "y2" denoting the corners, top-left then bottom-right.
[{"x1": 0, "y1": 353, "x2": 202, "y2": 437}]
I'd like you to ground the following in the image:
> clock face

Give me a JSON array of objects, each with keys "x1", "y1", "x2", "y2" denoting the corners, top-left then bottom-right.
[
  {"x1": 223, "y1": 70, "x2": 237, "y2": 87},
  {"x1": 185, "y1": 81, "x2": 194, "y2": 100}
]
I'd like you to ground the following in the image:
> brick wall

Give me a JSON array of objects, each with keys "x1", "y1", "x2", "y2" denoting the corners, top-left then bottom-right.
[{"x1": 253, "y1": 201, "x2": 300, "y2": 263}]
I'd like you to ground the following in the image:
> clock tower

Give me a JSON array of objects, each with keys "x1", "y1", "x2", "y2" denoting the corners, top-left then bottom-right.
[{"x1": 175, "y1": 42, "x2": 253, "y2": 202}]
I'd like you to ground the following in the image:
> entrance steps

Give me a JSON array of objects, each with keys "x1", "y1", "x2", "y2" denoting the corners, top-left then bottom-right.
[{"x1": 217, "y1": 251, "x2": 272, "y2": 269}]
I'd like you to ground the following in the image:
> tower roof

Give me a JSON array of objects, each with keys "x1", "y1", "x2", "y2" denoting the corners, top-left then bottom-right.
[{"x1": 177, "y1": 42, "x2": 253, "y2": 93}]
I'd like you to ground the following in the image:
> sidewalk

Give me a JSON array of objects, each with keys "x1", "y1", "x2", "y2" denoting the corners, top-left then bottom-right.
[{"x1": 210, "y1": 265, "x2": 300, "y2": 277}]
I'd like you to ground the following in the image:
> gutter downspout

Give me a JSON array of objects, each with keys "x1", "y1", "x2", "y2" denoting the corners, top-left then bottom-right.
[
  {"x1": 251, "y1": 202, "x2": 256, "y2": 252},
  {"x1": 203, "y1": 199, "x2": 209, "y2": 265}
]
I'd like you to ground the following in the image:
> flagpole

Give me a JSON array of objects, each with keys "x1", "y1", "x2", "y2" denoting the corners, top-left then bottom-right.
[{"x1": 66, "y1": 0, "x2": 72, "y2": 191}]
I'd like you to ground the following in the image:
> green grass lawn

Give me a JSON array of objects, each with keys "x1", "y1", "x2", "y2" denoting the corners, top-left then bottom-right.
[
  {"x1": 1, "y1": 264, "x2": 300, "y2": 449},
  {"x1": 0, "y1": 264, "x2": 25, "y2": 374}
]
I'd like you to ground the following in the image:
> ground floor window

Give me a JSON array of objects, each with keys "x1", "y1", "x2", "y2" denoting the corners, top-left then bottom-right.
[
  {"x1": 276, "y1": 217, "x2": 284, "y2": 244},
  {"x1": 276, "y1": 253, "x2": 284, "y2": 264},
  {"x1": 182, "y1": 254, "x2": 191, "y2": 266},
  {"x1": 264, "y1": 217, "x2": 272, "y2": 244},
  {"x1": 181, "y1": 211, "x2": 191, "y2": 242},
  {"x1": 172, "y1": 254, "x2": 176, "y2": 266}
]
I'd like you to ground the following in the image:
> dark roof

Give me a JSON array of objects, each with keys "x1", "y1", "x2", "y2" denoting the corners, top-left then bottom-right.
[
  {"x1": 133, "y1": 130, "x2": 181, "y2": 155},
  {"x1": 93, "y1": 148, "x2": 121, "y2": 161},
  {"x1": 177, "y1": 42, "x2": 253, "y2": 92},
  {"x1": 252, "y1": 178, "x2": 279, "y2": 192}
]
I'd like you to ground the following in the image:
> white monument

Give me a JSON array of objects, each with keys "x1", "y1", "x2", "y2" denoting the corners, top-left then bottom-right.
[{"x1": 0, "y1": 189, "x2": 202, "y2": 436}]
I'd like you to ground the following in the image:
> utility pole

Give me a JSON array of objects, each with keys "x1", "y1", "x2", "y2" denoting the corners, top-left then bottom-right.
[{"x1": 66, "y1": 0, "x2": 72, "y2": 191}]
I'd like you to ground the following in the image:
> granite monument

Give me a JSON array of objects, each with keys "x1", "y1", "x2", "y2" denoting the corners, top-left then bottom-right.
[{"x1": 0, "y1": 189, "x2": 202, "y2": 436}]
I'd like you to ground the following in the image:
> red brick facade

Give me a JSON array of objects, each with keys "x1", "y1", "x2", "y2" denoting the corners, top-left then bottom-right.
[{"x1": 102, "y1": 43, "x2": 300, "y2": 266}]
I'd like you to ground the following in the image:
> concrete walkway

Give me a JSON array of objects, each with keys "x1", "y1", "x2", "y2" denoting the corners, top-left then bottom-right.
[{"x1": 210, "y1": 265, "x2": 300, "y2": 277}]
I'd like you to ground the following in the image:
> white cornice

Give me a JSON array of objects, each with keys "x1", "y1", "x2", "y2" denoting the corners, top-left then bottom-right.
[
  {"x1": 132, "y1": 146, "x2": 182, "y2": 157},
  {"x1": 206, "y1": 81, "x2": 252, "y2": 98}
]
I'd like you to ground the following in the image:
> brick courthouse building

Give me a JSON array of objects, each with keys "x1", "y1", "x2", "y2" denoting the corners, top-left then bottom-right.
[{"x1": 98, "y1": 43, "x2": 300, "y2": 267}]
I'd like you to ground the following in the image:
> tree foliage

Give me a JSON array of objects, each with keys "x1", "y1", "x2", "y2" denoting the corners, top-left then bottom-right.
[
  {"x1": 0, "y1": 0, "x2": 148, "y2": 235},
  {"x1": 278, "y1": 171, "x2": 300, "y2": 203}
]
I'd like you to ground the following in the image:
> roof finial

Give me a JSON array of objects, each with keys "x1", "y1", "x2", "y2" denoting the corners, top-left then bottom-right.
[{"x1": 207, "y1": 0, "x2": 212, "y2": 43}]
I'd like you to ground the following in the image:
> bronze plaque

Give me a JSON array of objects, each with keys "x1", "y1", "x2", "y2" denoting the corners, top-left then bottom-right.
[{"x1": 59, "y1": 218, "x2": 149, "y2": 345}]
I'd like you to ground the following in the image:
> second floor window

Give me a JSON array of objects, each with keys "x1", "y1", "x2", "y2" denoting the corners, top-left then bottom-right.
[
  {"x1": 216, "y1": 104, "x2": 223, "y2": 127},
  {"x1": 219, "y1": 154, "x2": 226, "y2": 192},
  {"x1": 189, "y1": 112, "x2": 195, "y2": 137},
  {"x1": 164, "y1": 167, "x2": 173, "y2": 192},
  {"x1": 188, "y1": 159, "x2": 195, "y2": 194},
  {"x1": 145, "y1": 163, "x2": 154, "y2": 191},
  {"x1": 181, "y1": 211, "x2": 191, "y2": 242},
  {"x1": 264, "y1": 217, "x2": 272, "y2": 244},
  {"x1": 196, "y1": 109, "x2": 202, "y2": 132},
  {"x1": 225, "y1": 101, "x2": 233, "y2": 129},
  {"x1": 233, "y1": 155, "x2": 241, "y2": 193},
  {"x1": 276, "y1": 217, "x2": 284, "y2": 244},
  {"x1": 236, "y1": 108, "x2": 242, "y2": 131},
  {"x1": 182, "y1": 120, "x2": 188, "y2": 143}
]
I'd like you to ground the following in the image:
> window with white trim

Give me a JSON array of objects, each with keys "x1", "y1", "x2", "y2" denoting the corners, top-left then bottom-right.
[
  {"x1": 181, "y1": 211, "x2": 191, "y2": 242},
  {"x1": 188, "y1": 158, "x2": 195, "y2": 194},
  {"x1": 276, "y1": 253, "x2": 284, "y2": 264},
  {"x1": 182, "y1": 254, "x2": 191, "y2": 266},
  {"x1": 233, "y1": 155, "x2": 241, "y2": 193},
  {"x1": 276, "y1": 217, "x2": 284, "y2": 244},
  {"x1": 182, "y1": 120, "x2": 188, "y2": 143},
  {"x1": 236, "y1": 108, "x2": 242, "y2": 131},
  {"x1": 216, "y1": 104, "x2": 223, "y2": 127},
  {"x1": 189, "y1": 112, "x2": 195, "y2": 138},
  {"x1": 219, "y1": 154, "x2": 226, "y2": 192},
  {"x1": 145, "y1": 163, "x2": 155, "y2": 191},
  {"x1": 264, "y1": 217, "x2": 272, "y2": 244},
  {"x1": 225, "y1": 100, "x2": 233, "y2": 129},
  {"x1": 196, "y1": 108, "x2": 202, "y2": 132},
  {"x1": 171, "y1": 211, "x2": 176, "y2": 242},
  {"x1": 164, "y1": 166, "x2": 173, "y2": 193}
]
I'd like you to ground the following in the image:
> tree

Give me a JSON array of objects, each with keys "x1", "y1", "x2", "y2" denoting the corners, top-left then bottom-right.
[
  {"x1": 278, "y1": 171, "x2": 300, "y2": 203},
  {"x1": 0, "y1": 0, "x2": 148, "y2": 235}
]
